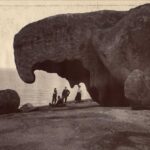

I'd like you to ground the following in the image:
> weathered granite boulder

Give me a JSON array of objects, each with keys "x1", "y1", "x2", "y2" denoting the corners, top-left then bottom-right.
[
  {"x1": 125, "y1": 69, "x2": 150, "y2": 107},
  {"x1": 13, "y1": 4, "x2": 150, "y2": 106},
  {"x1": 20, "y1": 103, "x2": 38, "y2": 112},
  {"x1": 0, "y1": 89, "x2": 20, "y2": 114}
]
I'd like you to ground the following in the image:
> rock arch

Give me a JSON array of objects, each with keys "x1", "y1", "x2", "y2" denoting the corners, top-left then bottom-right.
[{"x1": 14, "y1": 4, "x2": 150, "y2": 106}]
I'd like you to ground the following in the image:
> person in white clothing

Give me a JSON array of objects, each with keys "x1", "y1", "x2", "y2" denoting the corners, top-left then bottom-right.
[{"x1": 75, "y1": 84, "x2": 82, "y2": 102}]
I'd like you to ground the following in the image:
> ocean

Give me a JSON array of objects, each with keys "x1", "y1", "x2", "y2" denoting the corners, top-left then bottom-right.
[{"x1": 0, "y1": 69, "x2": 91, "y2": 106}]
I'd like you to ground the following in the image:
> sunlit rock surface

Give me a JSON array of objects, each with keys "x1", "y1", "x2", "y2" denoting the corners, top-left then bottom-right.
[{"x1": 0, "y1": 101, "x2": 150, "y2": 150}]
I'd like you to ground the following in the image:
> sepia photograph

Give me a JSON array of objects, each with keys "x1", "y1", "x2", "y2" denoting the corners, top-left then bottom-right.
[{"x1": 0, "y1": 0, "x2": 150, "y2": 149}]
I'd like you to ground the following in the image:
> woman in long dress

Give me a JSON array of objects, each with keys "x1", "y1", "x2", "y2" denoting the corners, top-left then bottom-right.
[{"x1": 75, "y1": 85, "x2": 82, "y2": 102}]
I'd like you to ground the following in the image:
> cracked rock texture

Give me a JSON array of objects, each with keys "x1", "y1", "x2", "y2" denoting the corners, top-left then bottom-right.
[{"x1": 14, "y1": 4, "x2": 150, "y2": 106}]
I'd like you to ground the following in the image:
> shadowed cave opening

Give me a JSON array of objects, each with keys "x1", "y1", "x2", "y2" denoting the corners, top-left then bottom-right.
[{"x1": 32, "y1": 59, "x2": 99, "y2": 102}]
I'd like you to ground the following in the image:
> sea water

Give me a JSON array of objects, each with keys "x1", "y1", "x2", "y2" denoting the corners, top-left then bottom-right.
[{"x1": 0, "y1": 69, "x2": 91, "y2": 106}]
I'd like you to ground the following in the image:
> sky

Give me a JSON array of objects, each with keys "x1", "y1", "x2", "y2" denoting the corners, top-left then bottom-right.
[
  {"x1": 0, "y1": 0, "x2": 149, "y2": 105},
  {"x1": 0, "y1": 0, "x2": 149, "y2": 69}
]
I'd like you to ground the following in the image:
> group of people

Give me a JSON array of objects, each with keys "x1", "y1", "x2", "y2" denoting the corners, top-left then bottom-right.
[
  {"x1": 51, "y1": 87, "x2": 70, "y2": 105},
  {"x1": 51, "y1": 85, "x2": 82, "y2": 106}
]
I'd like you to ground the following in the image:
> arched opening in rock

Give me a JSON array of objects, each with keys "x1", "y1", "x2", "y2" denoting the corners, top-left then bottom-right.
[
  {"x1": 31, "y1": 59, "x2": 128, "y2": 106},
  {"x1": 32, "y1": 59, "x2": 95, "y2": 103},
  {"x1": 33, "y1": 59, "x2": 90, "y2": 88},
  {"x1": 22, "y1": 71, "x2": 91, "y2": 106}
]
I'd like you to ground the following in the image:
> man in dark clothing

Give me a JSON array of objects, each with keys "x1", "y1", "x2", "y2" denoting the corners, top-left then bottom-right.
[
  {"x1": 52, "y1": 88, "x2": 57, "y2": 104},
  {"x1": 62, "y1": 87, "x2": 70, "y2": 103}
]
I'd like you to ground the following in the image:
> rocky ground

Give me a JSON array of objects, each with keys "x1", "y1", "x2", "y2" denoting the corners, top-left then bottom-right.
[{"x1": 0, "y1": 100, "x2": 150, "y2": 150}]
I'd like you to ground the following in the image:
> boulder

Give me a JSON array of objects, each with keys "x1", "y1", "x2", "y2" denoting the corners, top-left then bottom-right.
[
  {"x1": 20, "y1": 103, "x2": 38, "y2": 112},
  {"x1": 124, "y1": 69, "x2": 150, "y2": 108},
  {"x1": 0, "y1": 89, "x2": 20, "y2": 114},
  {"x1": 13, "y1": 4, "x2": 150, "y2": 106}
]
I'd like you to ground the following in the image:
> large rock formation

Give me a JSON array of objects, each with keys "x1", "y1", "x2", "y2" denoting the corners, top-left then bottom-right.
[
  {"x1": 0, "y1": 89, "x2": 20, "y2": 114},
  {"x1": 14, "y1": 4, "x2": 150, "y2": 106}
]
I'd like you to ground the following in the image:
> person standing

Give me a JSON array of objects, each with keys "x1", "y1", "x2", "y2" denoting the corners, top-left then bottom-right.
[
  {"x1": 75, "y1": 85, "x2": 82, "y2": 102},
  {"x1": 62, "y1": 87, "x2": 70, "y2": 103},
  {"x1": 52, "y1": 88, "x2": 57, "y2": 104}
]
